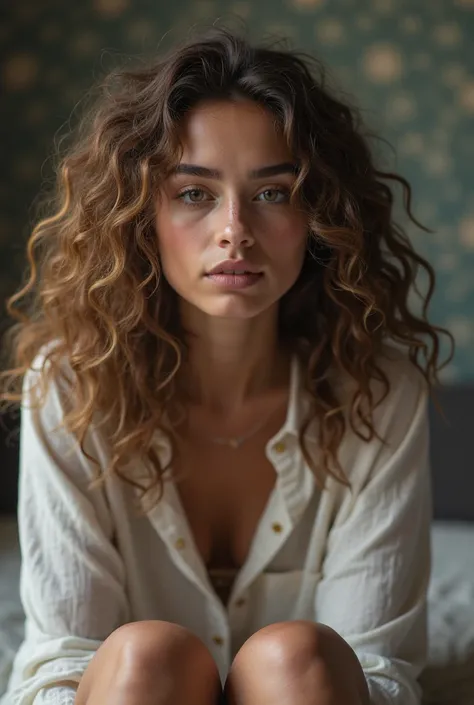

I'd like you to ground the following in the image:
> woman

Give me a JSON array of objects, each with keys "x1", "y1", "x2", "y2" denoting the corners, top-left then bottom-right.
[{"x1": 0, "y1": 26, "x2": 452, "y2": 705}]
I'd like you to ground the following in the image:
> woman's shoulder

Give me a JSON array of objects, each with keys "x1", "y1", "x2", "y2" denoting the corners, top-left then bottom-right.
[
  {"x1": 294, "y1": 344, "x2": 428, "y2": 440},
  {"x1": 326, "y1": 344, "x2": 430, "y2": 471},
  {"x1": 339, "y1": 345, "x2": 430, "y2": 472},
  {"x1": 333, "y1": 343, "x2": 429, "y2": 411},
  {"x1": 22, "y1": 340, "x2": 79, "y2": 433},
  {"x1": 25, "y1": 339, "x2": 74, "y2": 391}
]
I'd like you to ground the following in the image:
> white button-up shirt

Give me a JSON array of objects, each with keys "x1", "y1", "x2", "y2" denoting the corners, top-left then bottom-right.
[{"x1": 2, "y1": 346, "x2": 432, "y2": 705}]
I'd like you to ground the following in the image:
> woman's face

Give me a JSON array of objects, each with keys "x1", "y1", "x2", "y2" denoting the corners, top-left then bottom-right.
[{"x1": 155, "y1": 99, "x2": 308, "y2": 320}]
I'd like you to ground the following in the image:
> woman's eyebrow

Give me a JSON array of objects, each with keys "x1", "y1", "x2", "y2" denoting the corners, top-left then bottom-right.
[{"x1": 172, "y1": 162, "x2": 299, "y2": 179}]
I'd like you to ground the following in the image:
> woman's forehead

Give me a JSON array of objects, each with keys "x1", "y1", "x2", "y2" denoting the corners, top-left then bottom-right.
[{"x1": 176, "y1": 101, "x2": 294, "y2": 174}]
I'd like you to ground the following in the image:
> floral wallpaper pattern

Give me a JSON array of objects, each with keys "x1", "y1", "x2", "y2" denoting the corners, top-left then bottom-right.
[{"x1": 1, "y1": 0, "x2": 473, "y2": 381}]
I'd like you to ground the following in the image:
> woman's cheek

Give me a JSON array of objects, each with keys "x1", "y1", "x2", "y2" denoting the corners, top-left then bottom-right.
[
  {"x1": 167, "y1": 224, "x2": 207, "y2": 267},
  {"x1": 169, "y1": 201, "x2": 210, "y2": 226},
  {"x1": 268, "y1": 225, "x2": 307, "y2": 254}
]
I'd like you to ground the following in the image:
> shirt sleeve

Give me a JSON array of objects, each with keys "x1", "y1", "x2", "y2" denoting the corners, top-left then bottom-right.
[
  {"x1": 6, "y1": 354, "x2": 130, "y2": 705},
  {"x1": 315, "y1": 359, "x2": 432, "y2": 705}
]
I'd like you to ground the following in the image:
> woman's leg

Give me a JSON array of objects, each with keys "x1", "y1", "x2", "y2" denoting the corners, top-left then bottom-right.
[
  {"x1": 224, "y1": 620, "x2": 370, "y2": 705},
  {"x1": 74, "y1": 620, "x2": 222, "y2": 705}
]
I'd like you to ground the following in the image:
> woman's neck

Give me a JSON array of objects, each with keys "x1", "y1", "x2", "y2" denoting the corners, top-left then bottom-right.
[{"x1": 177, "y1": 303, "x2": 289, "y2": 417}]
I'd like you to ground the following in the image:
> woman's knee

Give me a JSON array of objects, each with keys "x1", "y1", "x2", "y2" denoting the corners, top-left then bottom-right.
[
  {"x1": 227, "y1": 620, "x2": 368, "y2": 703},
  {"x1": 76, "y1": 620, "x2": 220, "y2": 704},
  {"x1": 115, "y1": 620, "x2": 217, "y2": 679},
  {"x1": 232, "y1": 620, "x2": 321, "y2": 674},
  {"x1": 230, "y1": 620, "x2": 365, "y2": 685}
]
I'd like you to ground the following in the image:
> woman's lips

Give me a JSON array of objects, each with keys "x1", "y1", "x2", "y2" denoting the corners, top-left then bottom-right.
[{"x1": 204, "y1": 272, "x2": 264, "y2": 289}]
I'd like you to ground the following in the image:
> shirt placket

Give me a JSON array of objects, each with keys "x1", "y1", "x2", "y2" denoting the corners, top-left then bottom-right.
[
  {"x1": 225, "y1": 438, "x2": 300, "y2": 641},
  {"x1": 145, "y1": 477, "x2": 233, "y2": 670}
]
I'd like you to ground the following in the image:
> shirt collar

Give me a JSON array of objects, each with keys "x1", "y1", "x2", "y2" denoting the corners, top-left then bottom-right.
[{"x1": 276, "y1": 353, "x2": 311, "y2": 441}]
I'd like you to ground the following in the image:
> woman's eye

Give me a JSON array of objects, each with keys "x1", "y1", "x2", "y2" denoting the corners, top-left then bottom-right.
[
  {"x1": 257, "y1": 188, "x2": 289, "y2": 203},
  {"x1": 177, "y1": 188, "x2": 210, "y2": 205},
  {"x1": 176, "y1": 187, "x2": 289, "y2": 206}
]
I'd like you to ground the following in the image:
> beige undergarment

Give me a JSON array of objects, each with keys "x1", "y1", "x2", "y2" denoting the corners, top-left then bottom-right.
[{"x1": 208, "y1": 567, "x2": 239, "y2": 606}]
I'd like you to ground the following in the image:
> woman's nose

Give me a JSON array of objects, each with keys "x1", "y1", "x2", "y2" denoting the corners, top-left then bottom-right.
[{"x1": 215, "y1": 202, "x2": 255, "y2": 249}]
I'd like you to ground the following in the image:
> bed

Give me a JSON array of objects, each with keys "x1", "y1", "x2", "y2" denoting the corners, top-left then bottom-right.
[{"x1": 0, "y1": 517, "x2": 473, "y2": 704}]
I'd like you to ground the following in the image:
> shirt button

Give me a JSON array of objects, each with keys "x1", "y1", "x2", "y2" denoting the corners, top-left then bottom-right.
[
  {"x1": 212, "y1": 635, "x2": 224, "y2": 646},
  {"x1": 274, "y1": 441, "x2": 286, "y2": 454},
  {"x1": 272, "y1": 522, "x2": 283, "y2": 533},
  {"x1": 175, "y1": 537, "x2": 186, "y2": 549},
  {"x1": 235, "y1": 597, "x2": 247, "y2": 607}
]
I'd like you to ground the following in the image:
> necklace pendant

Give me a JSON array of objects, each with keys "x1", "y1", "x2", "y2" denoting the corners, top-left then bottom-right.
[{"x1": 229, "y1": 438, "x2": 241, "y2": 449}]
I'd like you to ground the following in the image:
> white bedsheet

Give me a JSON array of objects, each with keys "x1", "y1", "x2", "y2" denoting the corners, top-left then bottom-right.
[
  {"x1": 0, "y1": 518, "x2": 473, "y2": 703},
  {"x1": 420, "y1": 522, "x2": 474, "y2": 705}
]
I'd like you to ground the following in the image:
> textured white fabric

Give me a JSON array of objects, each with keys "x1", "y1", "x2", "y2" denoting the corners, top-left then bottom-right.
[{"x1": 2, "y1": 346, "x2": 432, "y2": 705}]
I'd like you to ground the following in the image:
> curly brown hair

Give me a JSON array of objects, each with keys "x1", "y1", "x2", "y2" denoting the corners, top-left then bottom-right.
[{"x1": 0, "y1": 27, "x2": 453, "y2": 511}]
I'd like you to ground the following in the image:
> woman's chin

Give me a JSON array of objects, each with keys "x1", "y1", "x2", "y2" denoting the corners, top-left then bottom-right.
[
  {"x1": 178, "y1": 293, "x2": 279, "y2": 323},
  {"x1": 203, "y1": 304, "x2": 269, "y2": 320},
  {"x1": 194, "y1": 297, "x2": 276, "y2": 320}
]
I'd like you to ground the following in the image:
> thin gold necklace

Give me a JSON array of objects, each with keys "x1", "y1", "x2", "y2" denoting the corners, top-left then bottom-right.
[{"x1": 209, "y1": 401, "x2": 285, "y2": 450}]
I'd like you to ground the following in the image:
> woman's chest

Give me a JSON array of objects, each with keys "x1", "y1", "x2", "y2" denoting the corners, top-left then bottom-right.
[{"x1": 173, "y1": 441, "x2": 277, "y2": 570}]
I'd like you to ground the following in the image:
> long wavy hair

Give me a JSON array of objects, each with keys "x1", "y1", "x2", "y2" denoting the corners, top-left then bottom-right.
[{"x1": 0, "y1": 27, "x2": 453, "y2": 511}]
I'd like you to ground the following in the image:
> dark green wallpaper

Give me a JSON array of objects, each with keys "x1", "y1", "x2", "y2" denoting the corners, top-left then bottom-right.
[{"x1": 2, "y1": 0, "x2": 474, "y2": 380}]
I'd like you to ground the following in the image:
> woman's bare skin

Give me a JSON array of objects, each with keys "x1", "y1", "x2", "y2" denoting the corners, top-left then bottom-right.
[{"x1": 74, "y1": 619, "x2": 370, "y2": 705}]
